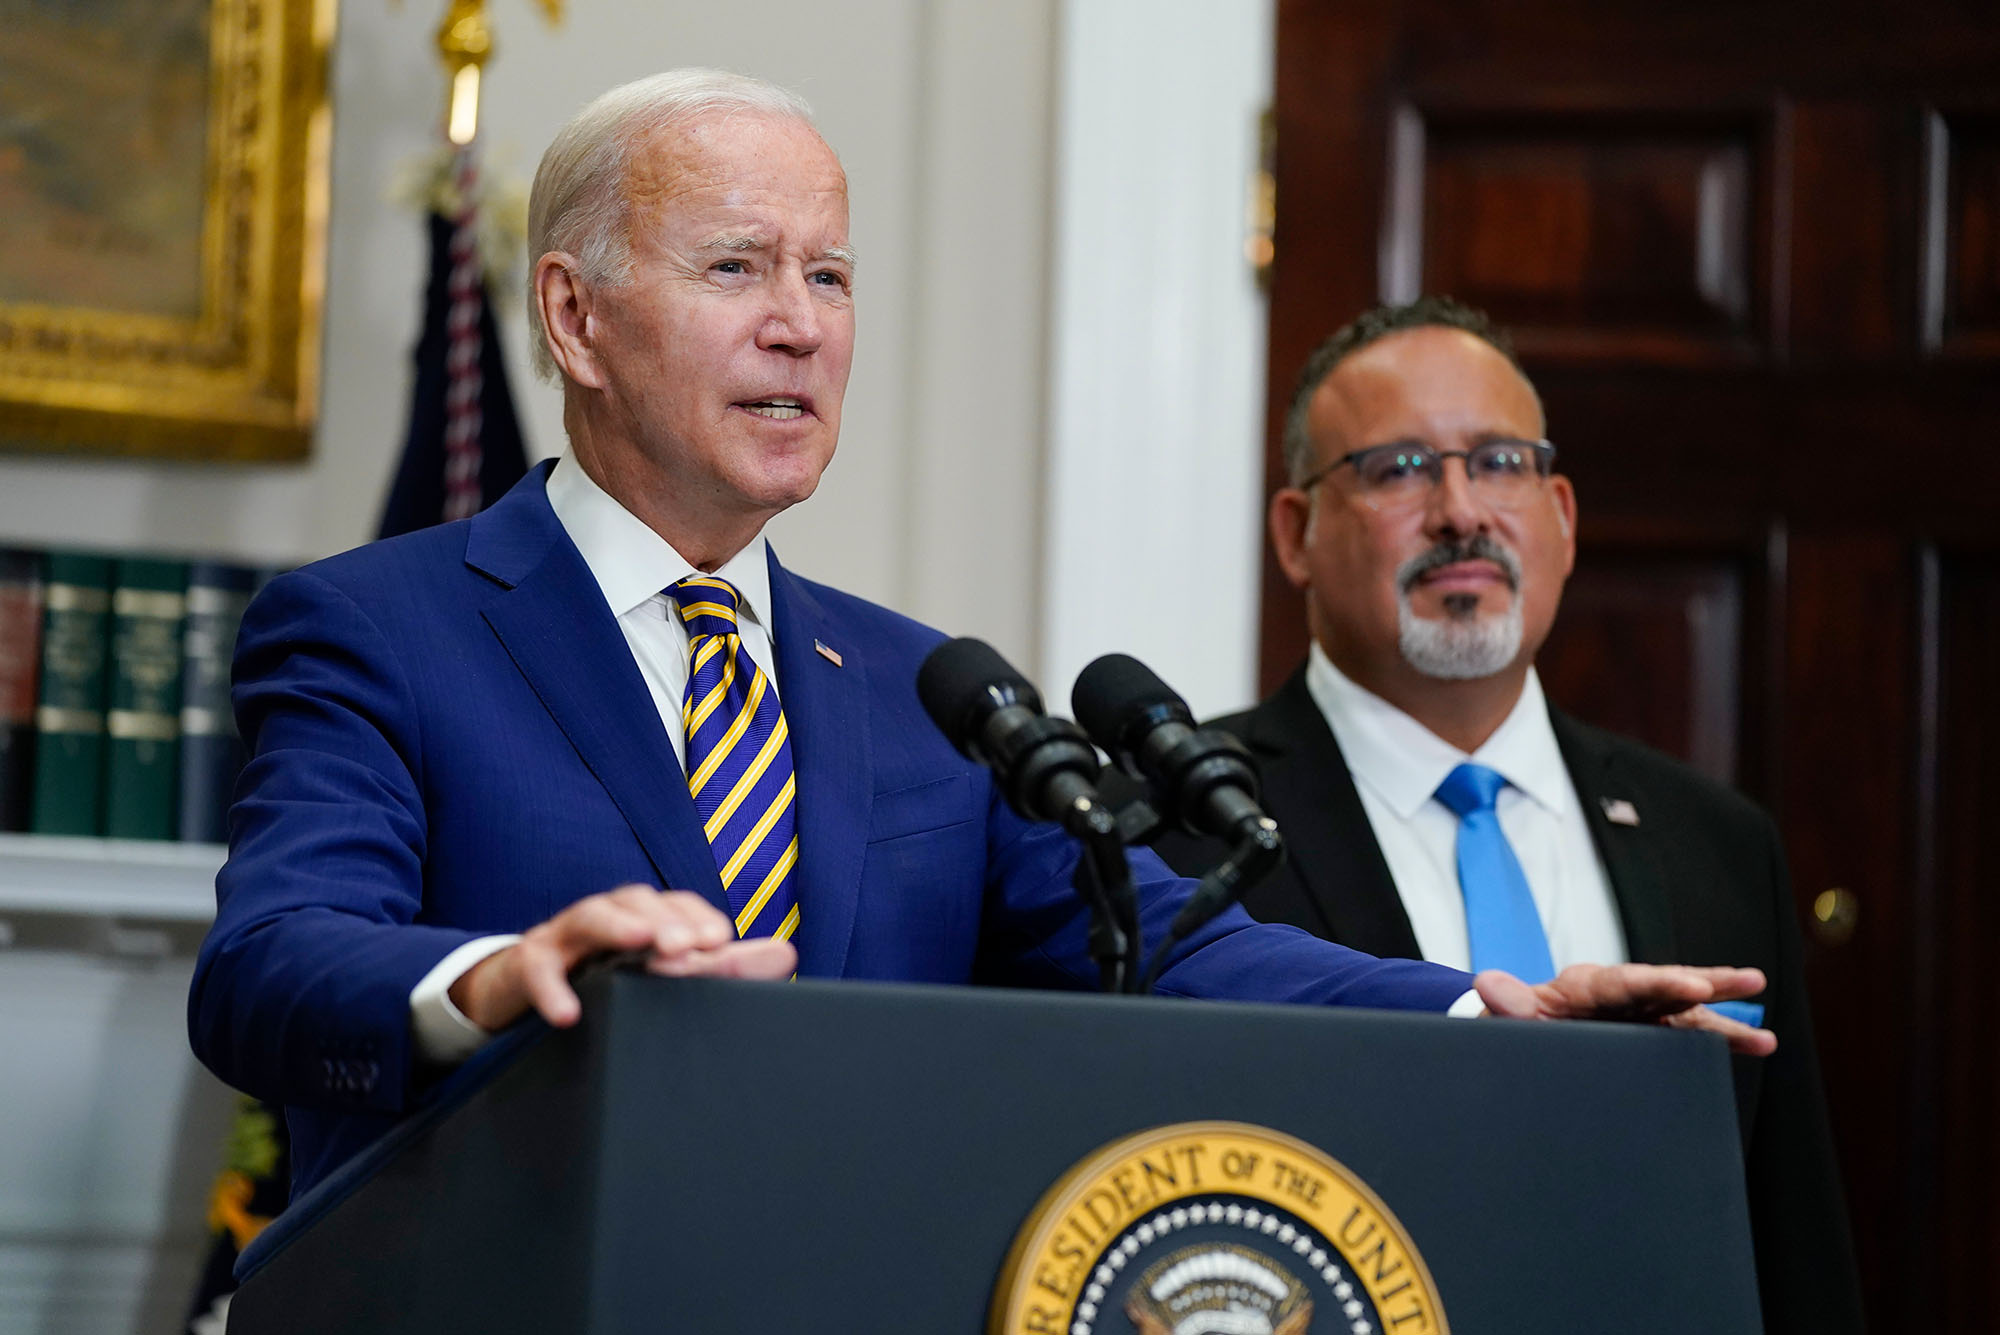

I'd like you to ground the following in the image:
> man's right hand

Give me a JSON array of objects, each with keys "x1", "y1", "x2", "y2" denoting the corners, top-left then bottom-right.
[{"x1": 447, "y1": 886, "x2": 796, "y2": 1033}]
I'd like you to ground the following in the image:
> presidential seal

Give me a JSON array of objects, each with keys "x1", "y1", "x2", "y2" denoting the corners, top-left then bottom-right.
[{"x1": 989, "y1": 1122, "x2": 1447, "y2": 1335}]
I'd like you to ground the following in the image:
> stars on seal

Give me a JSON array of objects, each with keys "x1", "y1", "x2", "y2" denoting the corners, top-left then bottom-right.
[{"x1": 1060, "y1": 1199, "x2": 1383, "y2": 1335}]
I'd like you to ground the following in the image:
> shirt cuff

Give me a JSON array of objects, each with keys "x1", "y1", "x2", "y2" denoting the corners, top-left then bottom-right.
[
  {"x1": 1445, "y1": 987, "x2": 1485, "y2": 1019},
  {"x1": 409, "y1": 934, "x2": 524, "y2": 1064}
]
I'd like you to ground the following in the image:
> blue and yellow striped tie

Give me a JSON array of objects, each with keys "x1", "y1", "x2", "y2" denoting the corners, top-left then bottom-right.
[{"x1": 667, "y1": 576, "x2": 800, "y2": 944}]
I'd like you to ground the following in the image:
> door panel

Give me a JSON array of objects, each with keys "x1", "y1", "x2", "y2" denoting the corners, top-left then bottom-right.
[
  {"x1": 1391, "y1": 107, "x2": 1768, "y2": 361},
  {"x1": 1537, "y1": 543, "x2": 1754, "y2": 786},
  {"x1": 1932, "y1": 550, "x2": 2000, "y2": 1333},
  {"x1": 1265, "y1": 2, "x2": 2000, "y2": 1323},
  {"x1": 1931, "y1": 110, "x2": 2000, "y2": 354}
]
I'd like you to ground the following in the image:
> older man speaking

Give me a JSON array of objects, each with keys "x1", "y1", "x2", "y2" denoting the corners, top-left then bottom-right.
[{"x1": 189, "y1": 72, "x2": 1773, "y2": 1203}]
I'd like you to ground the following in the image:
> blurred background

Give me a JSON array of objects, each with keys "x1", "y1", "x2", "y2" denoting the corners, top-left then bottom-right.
[{"x1": 1, "y1": 0, "x2": 1994, "y2": 1329}]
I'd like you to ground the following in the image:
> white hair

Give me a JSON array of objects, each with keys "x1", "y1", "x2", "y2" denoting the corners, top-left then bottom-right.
[{"x1": 526, "y1": 68, "x2": 821, "y2": 381}]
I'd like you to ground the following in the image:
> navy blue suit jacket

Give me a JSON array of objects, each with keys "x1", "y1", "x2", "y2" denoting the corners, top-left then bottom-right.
[{"x1": 188, "y1": 466, "x2": 1469, "y2": 1197}]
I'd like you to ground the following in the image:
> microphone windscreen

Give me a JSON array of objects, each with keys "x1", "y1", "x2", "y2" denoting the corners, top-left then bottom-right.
[
  {"x1": 1071, "y1": 653, "x2": 1193, "y2": 750},
  {"x1": 916, "y1": 637, "x2": 1042, "y2": 748}
]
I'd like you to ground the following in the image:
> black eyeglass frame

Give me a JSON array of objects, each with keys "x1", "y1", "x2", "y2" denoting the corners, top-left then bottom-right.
[{"x1": 1295, "y1": 438, "x2": 1559, "y2": 497}]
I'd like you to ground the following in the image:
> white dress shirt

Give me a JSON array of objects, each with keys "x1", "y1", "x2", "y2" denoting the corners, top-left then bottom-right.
[
  {"x1": 1303, "y1": 643, "x2": 1628, "y2": 976},
  {"x1": 409, "y1": 453, "x2": 782, "y2": 1061}
]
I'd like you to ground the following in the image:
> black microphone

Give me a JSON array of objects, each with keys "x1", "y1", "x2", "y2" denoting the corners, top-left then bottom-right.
[
  {"x1": 919, "y1": 637, "x2": 1139, "y2": 993},
  {"x1": 1071, "y1": 653, "x2": 1269, "y2": 843},
  {"x1": 1073, "y1": 652, "x2": 1284, "y2": 991},
  {"x1": 916, "y1": 638, "x2": 1109, "y2": 836}
]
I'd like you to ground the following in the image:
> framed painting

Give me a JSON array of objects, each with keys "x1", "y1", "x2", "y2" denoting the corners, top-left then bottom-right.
[{"x1": 0, "y1": 0, "x2": 336, "y2": 461}]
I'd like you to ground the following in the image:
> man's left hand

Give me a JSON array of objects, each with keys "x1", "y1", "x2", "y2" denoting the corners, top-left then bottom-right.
[{"x1": 1475, "y1": 963, "x2": 1777, "y2": 1057}]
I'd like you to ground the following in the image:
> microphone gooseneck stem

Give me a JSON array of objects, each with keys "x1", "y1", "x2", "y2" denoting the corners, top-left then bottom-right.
[
  {"x1": 915, "y1": 639, "x2": 1148, "y2": 990},
  {"x1": 1062, "y1": 793, "x2": 1137, "y2": 993},
  {"x1": 1139, "y1": 818, "x2": 1284, "y2": 995}
]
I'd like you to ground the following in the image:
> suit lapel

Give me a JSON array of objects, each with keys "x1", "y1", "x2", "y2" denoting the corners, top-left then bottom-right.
[
  {"x1": 1550, "y1": 708, "x2": 1677, "y2": 964},
  {"x1": 1245, "y1": 671, "x2": 1424, "y2": 960},
  {"x1": 766, "y1": 552, "x2": 870, "y2": 978},
  {"x1": 468, "y1": 472, "x2": 725, "y2": 910}
]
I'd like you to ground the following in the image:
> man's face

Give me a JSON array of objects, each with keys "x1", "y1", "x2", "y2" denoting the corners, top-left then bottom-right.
[
  {"x1": 566, "y1": 112, "x2": 855, "y2": 534},
  {"x1": 1269, "y1": 326, "x2": 1577, "y2": 691}
]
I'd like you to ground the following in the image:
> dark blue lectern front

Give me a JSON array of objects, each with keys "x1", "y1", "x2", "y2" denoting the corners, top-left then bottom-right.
[{"x1": 227, "y1": 972, "x2": 1762, "y2": 1333}]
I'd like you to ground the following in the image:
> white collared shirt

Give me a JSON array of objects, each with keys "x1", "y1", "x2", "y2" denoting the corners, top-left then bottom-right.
[
  {"x1": 410, "y1": 452, "x2": 782, "y2": 1060},
  {"x1": 544, "y1": 451, "x2": 780, "y2": 767},
  {"x1": 1303, "y1": 643, "x2": 1628, "y2": 974}
]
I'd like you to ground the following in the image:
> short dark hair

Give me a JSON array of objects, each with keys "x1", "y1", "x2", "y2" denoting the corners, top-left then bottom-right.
[{"x1": 1280, "y1": 296, "x2": 1528, "y2": 484}]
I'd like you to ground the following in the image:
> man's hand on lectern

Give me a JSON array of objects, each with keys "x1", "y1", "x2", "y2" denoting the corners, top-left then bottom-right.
[
  {"x1": 1474, "y1": 963, "x2": 1778, "y2": 1057},
  {"x1": 448, "y1": 885, "x2": 796, "y2": 1033}
]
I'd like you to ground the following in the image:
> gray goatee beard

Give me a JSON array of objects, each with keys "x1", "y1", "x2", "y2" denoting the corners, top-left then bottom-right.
[{"x1": 1394, "y1": 536, "x2": 1524, "y2": 681}]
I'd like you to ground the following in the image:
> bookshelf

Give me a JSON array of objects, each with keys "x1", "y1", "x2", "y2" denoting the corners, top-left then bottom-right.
[{"x1": 0, "y1": 832, "x2": 221, "y2": 921}]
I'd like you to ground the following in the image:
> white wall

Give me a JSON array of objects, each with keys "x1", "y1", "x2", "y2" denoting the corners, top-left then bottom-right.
[
  {"x1": 1040, "y1": 0, "x2": 1275, "y2": 721},
  {"x1": 0, "y1": 940, "x2": 229, "y2": 1335},
  {"x1": 0, "y1": 0, "x2": 1061, "y2": 665},
  {"x1": 0, "y1": 0, "x2": 1273, "y2": 699},
  {"x1": 0, "y1": 5, "x2": 1070, "y2": 1332},
  {"x1": 0, "y1": 2, "x2": 1278, "y2": 1330}
]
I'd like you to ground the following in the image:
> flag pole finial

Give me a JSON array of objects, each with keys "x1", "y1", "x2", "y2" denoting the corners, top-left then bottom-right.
[
  {"x1": 437, "y1": 0, "x2": 491, "y2": 146},
  {"x1": 434, "y1": 0, "x2": 562, "y2": 146}
]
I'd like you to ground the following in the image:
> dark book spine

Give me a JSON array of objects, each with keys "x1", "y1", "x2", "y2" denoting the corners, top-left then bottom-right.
[
  {"x1": 177, "y1": 562, "x2": 255, "y2": 844},
  {"x1": 0, "y1": 549, "x2": 42, "y2": 831},
  {"x1": 31, "y1": 553, "x2": 114, "y2": 836},
  {"x1": 104, "y1": 558, "x2": 189, "y2": 841}
]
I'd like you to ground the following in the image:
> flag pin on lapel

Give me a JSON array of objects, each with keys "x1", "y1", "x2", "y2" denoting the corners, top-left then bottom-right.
[
  {"x1": 1600, "y1": 797, "x2": 1640, "y2": 826},
  {"x1": 814, "y1": 638, "x2": 843, "y2": 667}
]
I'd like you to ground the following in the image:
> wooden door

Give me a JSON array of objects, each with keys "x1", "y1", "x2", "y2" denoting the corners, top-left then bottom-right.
[{"x1": 1262, "y1": 2, "x2": 2000, "y2": 1326}]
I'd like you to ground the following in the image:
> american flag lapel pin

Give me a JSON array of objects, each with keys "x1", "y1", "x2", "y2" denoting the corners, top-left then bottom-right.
[
  {"x1": 814, "y1": 638, "x2": 843, "y2": 667},
  {"x1": 1600, "y1": 797, "x2": 1640, "y2": 827}
]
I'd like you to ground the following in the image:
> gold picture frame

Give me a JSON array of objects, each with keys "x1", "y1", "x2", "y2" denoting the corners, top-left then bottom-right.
[{"x1": 0, "y1": 0, "x2": 337, "y2": 461}]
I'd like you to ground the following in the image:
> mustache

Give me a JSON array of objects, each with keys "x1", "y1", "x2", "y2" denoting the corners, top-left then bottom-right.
[{"x1": 1396, "y1": 535, "x2": 1521, "y2": 593}]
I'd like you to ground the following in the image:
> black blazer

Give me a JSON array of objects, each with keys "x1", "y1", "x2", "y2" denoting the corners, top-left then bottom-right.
[{"x1": 1150, "y1": 666, "x2": 1864, "y2": 1335}]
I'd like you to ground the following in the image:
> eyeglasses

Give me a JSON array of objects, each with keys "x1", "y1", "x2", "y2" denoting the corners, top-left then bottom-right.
[{"x1": 1297, "y1": 439, "x2": 1558, "y2": 513}]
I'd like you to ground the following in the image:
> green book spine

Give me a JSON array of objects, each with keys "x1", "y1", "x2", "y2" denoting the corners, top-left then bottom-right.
[
  {"x1": 31, "y1": 553, "x2": 114, "y2": 836},
  {"x1": 104, "y1": 558, "x2": 189, "y2": 841}
]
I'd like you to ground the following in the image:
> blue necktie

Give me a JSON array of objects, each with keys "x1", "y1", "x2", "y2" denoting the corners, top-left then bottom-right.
[
  {"x1": 666, "y1": 577, "x2": 799, "y2": 943},
  {"x1": 1433, "y1": 762, "x2": 1555, "y2": 983}
]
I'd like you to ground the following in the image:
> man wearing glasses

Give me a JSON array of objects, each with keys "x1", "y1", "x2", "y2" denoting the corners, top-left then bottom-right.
[{"x1": 1149, "y1": 297, "x2": 1861, "y2": 1335}]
